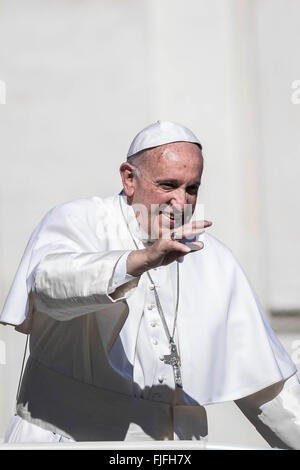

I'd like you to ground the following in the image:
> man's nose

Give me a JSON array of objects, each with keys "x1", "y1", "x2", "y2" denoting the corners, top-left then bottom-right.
[{"x1": 170, "y1": 188, "x2": 188, "y2": 212}]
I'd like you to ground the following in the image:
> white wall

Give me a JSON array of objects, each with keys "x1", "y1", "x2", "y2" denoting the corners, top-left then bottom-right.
[
  {"x1": 0, "y1": 0, "x2": 154, "y2": 439},
  {"x1": 0, "y1": 0, "x2": 299, "y2": 444},
  {"x1": 252, "y1": 0, "x2": 300, "y2": 309}
]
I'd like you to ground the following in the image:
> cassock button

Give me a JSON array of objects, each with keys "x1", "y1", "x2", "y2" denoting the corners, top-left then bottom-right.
[
  {"x1": 152, "y1": 339, "x2": 158, "y2": 345},
  {"x1": 159, "y1": 354, "x2": 164, "y2": 361},
  {"x1": 158, "y1": 376, "x2": 164, "y2": 383},
  {"x1": 150, "y1": 321, "x2": 157, "y2": 327},
  {"x1": 149, "y1": 284, "x2": 155, "y2": 291}
]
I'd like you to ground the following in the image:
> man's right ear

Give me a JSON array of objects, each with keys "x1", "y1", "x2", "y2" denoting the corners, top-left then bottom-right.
[{"x1": 119, "y1": 162, "x2": 136, "y2": 197}]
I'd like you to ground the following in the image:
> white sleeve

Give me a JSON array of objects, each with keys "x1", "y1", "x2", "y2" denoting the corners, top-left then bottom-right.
[
  {"x1": 235, "y1": 373, "x2": 300, "y2": 449},
  {"x1": 33, "y1": 250, "x2": 140, "y2": 321},
  {"x1": 107, "y1": 250, "x2": 137, "y2": 294},
  {"x1": 256, "y1": 374, "x2": 300, "y2": 449}
]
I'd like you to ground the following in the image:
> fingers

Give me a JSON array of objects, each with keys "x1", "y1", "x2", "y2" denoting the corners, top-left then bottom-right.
[
  {"x1": 193, "y1": 220, "x2": 213, "y2": 229},
  {"x1": 165, "y1": 239, "x2": 204, "y2": 254},
  {"x1": 147, "y1": 237, "x2": 205, "y2": 270},
  {"x1": 166, "y1": 219, "x2": 212, "y2": 241},
  {"x1": 163, "y1": 241, "x2": 204, "y2": 265},
  {"x1": 184, "y1": 241, "x2": 204, "y2": 251},
  {"x1": 175, "y1": 242, "x2": 205, "y2": 268}
]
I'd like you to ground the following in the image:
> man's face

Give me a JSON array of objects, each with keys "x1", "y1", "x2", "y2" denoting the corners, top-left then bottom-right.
[{"x1": 127, "y1": 142, "x2": 203, "y2": 238}]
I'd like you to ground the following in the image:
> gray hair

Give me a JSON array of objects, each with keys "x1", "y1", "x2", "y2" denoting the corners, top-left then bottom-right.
[{"x1": 126, "y1": 149, "x2": 149, "y2": 177}]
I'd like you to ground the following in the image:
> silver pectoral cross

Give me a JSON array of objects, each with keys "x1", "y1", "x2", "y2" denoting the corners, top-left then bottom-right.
[{"x1": 163, "y1": 342, "x2": 183, "y2": 389}]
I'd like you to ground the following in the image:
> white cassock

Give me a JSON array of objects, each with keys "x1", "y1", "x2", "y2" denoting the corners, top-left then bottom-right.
[{"x1": 1, "y1": 193, "x2": 300, "y2": 447}]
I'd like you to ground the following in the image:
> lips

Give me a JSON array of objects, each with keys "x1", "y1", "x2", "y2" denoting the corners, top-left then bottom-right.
[{"x1": 160, "y1": 210, "x2": 175, "y2": 220}]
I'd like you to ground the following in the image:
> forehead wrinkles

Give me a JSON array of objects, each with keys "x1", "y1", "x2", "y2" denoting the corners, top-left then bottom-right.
[{"x1": 143, "y1": 142, "x2": 202, "y2": 178}]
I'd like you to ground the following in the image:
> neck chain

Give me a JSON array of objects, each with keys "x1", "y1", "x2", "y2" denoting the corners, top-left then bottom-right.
[{"x1": 119, "y1": 196, "x2": 183, "y2": 388}]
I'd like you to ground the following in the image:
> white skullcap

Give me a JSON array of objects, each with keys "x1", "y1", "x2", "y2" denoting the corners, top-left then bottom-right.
[{"x1": 127, "y1": 120, "x2": 202, "y2": 159}]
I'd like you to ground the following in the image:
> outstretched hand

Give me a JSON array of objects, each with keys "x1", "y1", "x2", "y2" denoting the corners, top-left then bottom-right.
[{"x1": 127, "y1": 219, "x2": 212, "y2": 276}]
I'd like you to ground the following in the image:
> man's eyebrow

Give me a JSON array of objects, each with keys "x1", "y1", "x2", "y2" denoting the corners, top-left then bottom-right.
[
  {"x1": 155, "y1": 178, "x2": 179, "y2": 183},
  {"x1": 155, "y1": 178, "x2": 200, "y2": 185}
]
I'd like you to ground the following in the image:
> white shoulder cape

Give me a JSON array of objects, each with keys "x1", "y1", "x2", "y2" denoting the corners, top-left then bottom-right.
[{"x1": 0, "y1": 194, "x2": 297, "y2": 405}]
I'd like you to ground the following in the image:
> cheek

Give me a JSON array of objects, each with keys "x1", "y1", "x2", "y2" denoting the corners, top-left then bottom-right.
[
  {"x1": 144, "y1": 187, "x2": 167, "y2": 205},
  {"x1": 187, "y1": 196, "x2": 198, "y2": 214},
  {"x1": 186, "y1": 194, "x2": 197, "y2": 204}
]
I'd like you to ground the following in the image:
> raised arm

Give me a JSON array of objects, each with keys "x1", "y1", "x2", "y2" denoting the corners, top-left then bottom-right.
[{"x1": 33, "y1": 249, "x2": 139, "y2": 320}]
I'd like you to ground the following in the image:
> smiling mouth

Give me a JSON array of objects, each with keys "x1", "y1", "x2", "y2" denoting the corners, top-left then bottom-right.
[{"x1": 159, "y1": 210, "x2": 175, "y2": 220}]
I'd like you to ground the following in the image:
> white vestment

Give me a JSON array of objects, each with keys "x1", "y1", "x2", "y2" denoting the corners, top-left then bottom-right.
[{"x1": 0, "y1": 193, "x2": 298, "y2": 443}]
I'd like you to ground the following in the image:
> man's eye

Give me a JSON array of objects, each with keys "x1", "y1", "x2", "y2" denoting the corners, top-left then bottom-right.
[
  {"x1": 160, "y1": 183, "x2": 175, "y2": 189},
  {"x1": 187, "y1": 186, "x2": 199, "y2": 195}
]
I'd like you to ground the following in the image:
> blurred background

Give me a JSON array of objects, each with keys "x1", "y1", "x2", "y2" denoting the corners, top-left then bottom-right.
[{"x1": 0, "y1": 0, "x2": 299, "y2": 447}]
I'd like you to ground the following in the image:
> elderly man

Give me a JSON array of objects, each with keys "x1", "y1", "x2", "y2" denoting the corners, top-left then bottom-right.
[{"x1": 1, "y1": 121, "x2": 300, "y2": 447}]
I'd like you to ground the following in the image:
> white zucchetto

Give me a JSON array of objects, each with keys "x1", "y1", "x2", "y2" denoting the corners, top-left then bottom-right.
[{"x1": 127, "y1": 120, "x2": 202, "y2": 159}]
